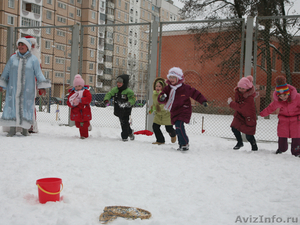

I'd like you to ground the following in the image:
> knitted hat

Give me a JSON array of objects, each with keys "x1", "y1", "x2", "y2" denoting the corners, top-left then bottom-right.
[
  {"x1": 73, "y1": 74, "x2": 85, "y2": 87},
  {"x1": 17, "y1": 37, "x2": 31, "y2": 51},
  {"x1": 167, "y1": 67, "x2": 184, "y2": 80},
  {"x1": 275, "y1": 76, "x2": 290, "y2": 96},
  {"x1": 237, "y1": 75, "x2": 253, "y2": 89},
  {"x1": 116, "y1": 77, "x2": 124, "y2": 83}
]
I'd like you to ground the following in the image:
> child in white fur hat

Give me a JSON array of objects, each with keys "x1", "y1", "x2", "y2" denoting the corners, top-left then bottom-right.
[
  {"x1": 67, "y1": 74, "x2": 92, "y2": 139},
  {"x1": 158, "y1": 67, "x2": 208, "y2": 151}
]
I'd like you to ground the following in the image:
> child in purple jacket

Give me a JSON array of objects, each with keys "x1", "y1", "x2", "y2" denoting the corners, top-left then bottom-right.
[{"x1": 158, "y1": 67, "x2": 208, "y2": 151}]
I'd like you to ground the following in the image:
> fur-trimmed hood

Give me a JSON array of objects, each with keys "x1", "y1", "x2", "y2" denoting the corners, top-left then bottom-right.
[{"x1": 153, "y1": 77, "x2": 167, "y2": 90}]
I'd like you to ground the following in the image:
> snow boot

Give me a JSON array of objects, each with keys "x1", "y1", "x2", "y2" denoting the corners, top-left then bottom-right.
[
  {"x1": 129, "y1": 133, "x2": 135, "y2": 140},
  {"x1": 177, "y1": 144, "x2": 189, "y2": 151},
  {"x1": 152, "y1": 142, "x2": 165, "y2": 145},
  {"x1": 276, "y1": 149, "x2": 283, "y2": 154},
  {"x1": 21, "y1": 128, "x2": 29, "y2": 136},
  {"x1": 7, "y1": 127, "x2": 16, "y2": 137},
  {"x1": 122, "y1": 138, "x2": 128, "y2": 142},
  {"x1": 233, "y1": 142, "x2": 243, "y2": 150},
  {"x1": 251, "y1": 142, "x2": 258, "y2": 151}
]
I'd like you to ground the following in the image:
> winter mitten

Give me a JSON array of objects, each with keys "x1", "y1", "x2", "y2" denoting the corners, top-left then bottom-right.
[
  {"x1": 203, "y1": 102, "x2": 208, "y2": 107},
  {"x1": 39, "y1": 89, "x2": 46, "y2": 96},
  {"x1": 159, "y1": 94, "x2": 167, "y2": 102},
  {"x1": 227, "y1": 97, "x2": 233, "y2": 105}
]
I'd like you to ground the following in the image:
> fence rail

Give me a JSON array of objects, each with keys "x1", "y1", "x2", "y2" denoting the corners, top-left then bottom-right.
[{"x1": 1, "y1": 15, "x2": 300, "y2": 142}]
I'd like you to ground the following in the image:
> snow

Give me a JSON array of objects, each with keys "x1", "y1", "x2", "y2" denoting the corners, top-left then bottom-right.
[{"x1": 1, "y1": 106, "x2": 300, "y2": 225}]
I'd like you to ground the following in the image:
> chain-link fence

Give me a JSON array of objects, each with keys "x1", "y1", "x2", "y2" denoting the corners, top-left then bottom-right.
[{"x1": 1, "y1": 15, "x2": 300, "y2": 142}]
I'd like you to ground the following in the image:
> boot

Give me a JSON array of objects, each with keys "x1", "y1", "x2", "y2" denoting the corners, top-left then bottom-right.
[
  {"x1": 7, "y1": 127, "x2": 16, "y2": 137},
  {"x1": 21, "y1": 128, "x2": 29, "y2": 136},
  {"x1": 233, "y1": 142, "x2": 243, "y2": 150},
  {"x1": 169, "y1": 133, "x2": 176, "y2": 143},
  {"x1": 251, "y1": 142, "x2": 258, "y2": 151}
]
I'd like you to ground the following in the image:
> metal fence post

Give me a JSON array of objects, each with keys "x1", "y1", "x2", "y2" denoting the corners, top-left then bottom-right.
[
  {"x1": 68, "y1": 24, "x2": 80, "y2": 127},
  {"x1": 244, "y1": 16, "x2": 254, "y2": 77},
  {"x1": 146, "y1": 21, "x2": 159, "y2": 132},
  {"x1": 6, "y1": 27, "x2": 14, "y2": 61}
]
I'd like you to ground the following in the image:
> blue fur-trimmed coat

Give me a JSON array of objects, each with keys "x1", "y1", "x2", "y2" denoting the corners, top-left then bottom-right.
[{"x1": 0, "y1": 51, "x2": 51, "y2": 129}]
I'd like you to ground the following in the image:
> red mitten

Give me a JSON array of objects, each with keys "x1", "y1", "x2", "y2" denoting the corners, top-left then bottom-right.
[{"x1": 39, "y1": 89, "x2": 46, "y2": 96}]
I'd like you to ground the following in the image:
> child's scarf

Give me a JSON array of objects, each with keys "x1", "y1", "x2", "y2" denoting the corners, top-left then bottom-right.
[
  {"x1": 164, "y1": 83, "x2": 182, "y2": 111},
  {"x1": 69, "y1": 89, "x2": 84, "y2": 106}
]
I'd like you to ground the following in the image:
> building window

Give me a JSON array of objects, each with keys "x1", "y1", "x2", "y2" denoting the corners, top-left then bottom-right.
[
  {"x1": 44, "y1": 70, "x2": 50, "y2": 78},
  {"x1": 122, "y1": 59, "x2": 125, "y2": 66},
  {"x1": 125, "y1": 2, "x2": 128, "y2": 10},
  {"x1": 89, "y1": 63, "x2": 94, "y2": 70},
  {"x1": 92, "y1": 11, "x2": 96, "y2": 19},
  {"x1": 118, "y1": 0, "x2": 121, "y2": 7},
  {"x1": 47, "y1": 0, "x2": 52, "y2": 4},
  {"x1": 123, "y1": 48, "x2": 126, "y2": 55},
  {"x1": 8, "y1": 0, "x2": 14, "y2": 8},
  {"x1": 89, "y1": 76, "x2": 93, "y2": 83},
  {"x1": 91, "y1": 0, "x2": 96, "y2": 7},
  {"x1": 294, "y1": 53, "x2": 300, "y2": 72},
  {"x1": 69, "y1": 12, "x2": 74, "y2": 18},
  {"x1": 91, "y1": 37, "x2": 95, "y2": 45},
  {"x1": 90, "y1": 50, "x2": 94, "y2": 58},
  {"x1": 118, "y1": 11, "x2": 121, "y2": 19},
  {"x1": 46, "y1": 28, "x2": 51, "y2": 34},
  {"x1": 57, "y1": 30, "x2": 65, "y2": 37},
  {"x1": 58, "y1": 2, "x2": 66, "y2": 9},
  {"x1": 55, "y1": 58, "x2": 65, "y2": 64},
  {"x1": 46, "y1": 11, "x2": 52, "y2": 20},
  {"x1": 124, "y1": 14, "x2": 127, "y2": 21},
  {"x1": 116, "y1": 46, "x2": 119, "y2": 54},
  {"x1": 117, "y1": 34, "x2": 120, "y2": 42},
  {"x1": 123, "y1": 37, "x2": 126, "y2": 44},
  {"x1": 56, "y1": 44, "x2": 65, "y2": 51},
  {"x1": 57, "y1": 16, "x2": 66, "y2": 23},
  {"x1": 116, "y1": 58, "x2": 119, "y2": 66},
  {"x1": 44, "y1": 55, "x2": 50, "y2": 64},
  {"x1": 77, "y1": 9, "x2": 81, "y2": 17},
  {"x1": 7, "y1": 15, "x2": 14, "y2": 25},
  {"x1": 45, "y1": 41, "x2": 51, "y2": 49},
  {"x1": 77, "y1": 0, "x2": 82, "y2": 3},
  {"x1": 70, "y1": 0, "x2": 74, "y2": 4},
  {"x1": 55, "y1": 72, "x2": 63, "y2": 77}
]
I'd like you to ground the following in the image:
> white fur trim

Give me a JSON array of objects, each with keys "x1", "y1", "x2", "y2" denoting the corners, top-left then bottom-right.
[{"x1": 17, "y1": 38, "x2": 31, "y2": 51}]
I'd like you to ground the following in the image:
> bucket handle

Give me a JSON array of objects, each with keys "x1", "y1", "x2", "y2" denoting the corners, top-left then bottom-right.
[{"x1": 37, "y1": 183, "x2": 63, "y2": 195}]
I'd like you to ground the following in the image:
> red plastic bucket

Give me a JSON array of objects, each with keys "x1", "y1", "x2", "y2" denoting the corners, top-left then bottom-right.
[{"x1": 36, "y1": 178, "x2": 63, "y2": 204}]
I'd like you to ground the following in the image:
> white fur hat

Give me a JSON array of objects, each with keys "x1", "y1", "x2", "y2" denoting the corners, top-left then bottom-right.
[
  {"x1": 167, "y1": 67, "x2": 184, "y2": 80},
  {"x1": 17, "y1": 37, "x2": 31, "y2": 51}
]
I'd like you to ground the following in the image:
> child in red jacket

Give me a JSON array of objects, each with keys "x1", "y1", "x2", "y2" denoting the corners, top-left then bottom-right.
[
  {"x1": 158, "y1": 67, "x2": 208, "y2": 151},
  {"x1": 67, "y1": 74, "x2": 92, "y2": 139}
]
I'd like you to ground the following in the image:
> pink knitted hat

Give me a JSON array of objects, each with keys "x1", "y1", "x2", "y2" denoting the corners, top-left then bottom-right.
[
  {"x1": 73, "y1": 74, "x2": 84, "y2": 87},
  {"x1": 237, "y1": 75, "x2": 253, "y2": 89}
]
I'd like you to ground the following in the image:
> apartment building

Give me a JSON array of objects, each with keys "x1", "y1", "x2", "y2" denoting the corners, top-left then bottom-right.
[
  {"x1": 0, "y1": 0, "x2": 181, "y2": 98},
  {"x1": 109, "y1": 0, "x2": 181, "y2": 98}
]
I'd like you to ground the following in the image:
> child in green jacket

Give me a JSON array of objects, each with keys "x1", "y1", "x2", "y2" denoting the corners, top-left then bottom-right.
[
  {"x1": 103, "y1": 74, "x2": 136, "y2": 141},
  {"x1": 150, "y1": 77, "x2": 176, "y2": 145}
]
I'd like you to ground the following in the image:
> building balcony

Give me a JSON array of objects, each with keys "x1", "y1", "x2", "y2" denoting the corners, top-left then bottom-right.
[
  {"x1": 106, "y1": 1, "x2": 114, "y2": 9},
  {"x1": 21, "y1": 10, "x2": 42, "y2": 21}
]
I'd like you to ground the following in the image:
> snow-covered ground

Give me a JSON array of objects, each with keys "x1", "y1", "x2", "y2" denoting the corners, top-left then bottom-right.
[{"x1": 1, "y1": 107, "x2": 299, "y2": 225}]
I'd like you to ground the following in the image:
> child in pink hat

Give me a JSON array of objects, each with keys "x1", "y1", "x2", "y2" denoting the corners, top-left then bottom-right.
[
  {"x1": 67, "y1": 74, "x2": 92, "y2": 139},
  {"x1": 228, "y1": 75, "x2": 258, "y2": 151}
]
